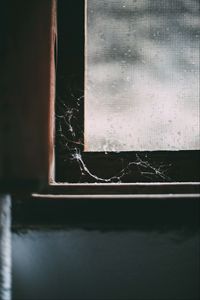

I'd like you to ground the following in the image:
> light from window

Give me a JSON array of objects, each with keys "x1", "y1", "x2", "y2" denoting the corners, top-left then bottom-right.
[{"x1": 85, "y1": 0, "x2": 200, "y2": 152}]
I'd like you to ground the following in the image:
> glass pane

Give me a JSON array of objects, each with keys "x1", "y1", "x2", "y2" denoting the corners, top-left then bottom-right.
[{"x1": 85, "y1": 0, "x2": 200, "y2": 151}]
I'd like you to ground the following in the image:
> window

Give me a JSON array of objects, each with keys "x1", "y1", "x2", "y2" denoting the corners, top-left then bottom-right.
[
  {"x1": 55, "y1": 0, "x2": 200, "y2": 190},
  {"x1": 85, "y1": 0, "x2": 199, "y2": 153},
  {"x1": 0, "y1": 0, "x2": 198, "y2": 197}
]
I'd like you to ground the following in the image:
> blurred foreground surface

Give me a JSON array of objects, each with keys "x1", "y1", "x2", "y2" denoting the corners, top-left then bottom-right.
[{"x1": 12, "y1": 198, "x2": 200, "y2": 300}]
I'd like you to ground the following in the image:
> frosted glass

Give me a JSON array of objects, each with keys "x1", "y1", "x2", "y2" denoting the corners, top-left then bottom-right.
[{"x1": 85, "y1": 0, "x2": 200, "y2": 151}]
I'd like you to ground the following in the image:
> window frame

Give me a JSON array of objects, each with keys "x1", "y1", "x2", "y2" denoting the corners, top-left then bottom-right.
[
  {"x1": 1, "y1": 1, "x2": 198, "y2": 198},
  {"x1": 45, "y1": 0, "x2": 200, "y2": 199}
]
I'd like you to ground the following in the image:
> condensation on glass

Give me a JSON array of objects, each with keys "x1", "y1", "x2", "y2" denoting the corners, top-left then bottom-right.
[{"x1": 85, "y1": 0, "x2": 200, "y2": 151}]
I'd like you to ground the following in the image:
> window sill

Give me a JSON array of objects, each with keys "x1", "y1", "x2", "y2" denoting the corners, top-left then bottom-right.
[{"x1": 32, "y1": 182, "x2": 200, "y2": 199}]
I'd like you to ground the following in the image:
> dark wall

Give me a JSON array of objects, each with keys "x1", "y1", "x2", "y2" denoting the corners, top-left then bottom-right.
[{"x1": 0, "y1": 0, "x2": 55, "y2": 192}]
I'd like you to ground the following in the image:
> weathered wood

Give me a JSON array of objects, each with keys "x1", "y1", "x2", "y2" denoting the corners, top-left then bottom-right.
[
  {"x1": 0, "y1": 195, "x2": 11, "y2": 300},
  {"x1": 0, "y1": 0, "x2": 56, "y2": 192}
]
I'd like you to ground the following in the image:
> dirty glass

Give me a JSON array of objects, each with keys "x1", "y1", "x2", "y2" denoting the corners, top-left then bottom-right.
[{"x1": 85, "y1": 0, "x2": 200, "y2": 151}]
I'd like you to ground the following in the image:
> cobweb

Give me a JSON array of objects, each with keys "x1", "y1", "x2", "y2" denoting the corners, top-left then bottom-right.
[{"x1": 56, "y1": 84, "x2": 171, "y2": 183}]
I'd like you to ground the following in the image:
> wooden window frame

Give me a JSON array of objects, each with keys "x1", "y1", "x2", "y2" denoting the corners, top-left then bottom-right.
[
  {"x1": 0, "y1": 0, "x2": 199, "y2": 199},
  {"x1": 46, "y1": 0, "x2": 200, "y2": 199},
  {"x1": 43, "y1": 0, "x2": 199, "y2": 199}
]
